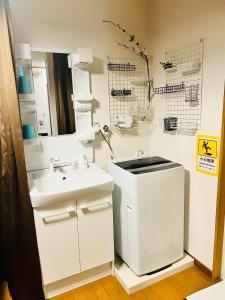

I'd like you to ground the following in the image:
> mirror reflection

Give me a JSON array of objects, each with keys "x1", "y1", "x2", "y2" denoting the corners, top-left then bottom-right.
[{"x1": 31, "y1": 51, "x2": 75, "y2": 136}]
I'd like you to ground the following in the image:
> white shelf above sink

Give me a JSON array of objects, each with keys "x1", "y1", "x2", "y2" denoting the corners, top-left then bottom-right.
[{"x1": 74, "y1": 93, "x2": 93, "y2": 102}]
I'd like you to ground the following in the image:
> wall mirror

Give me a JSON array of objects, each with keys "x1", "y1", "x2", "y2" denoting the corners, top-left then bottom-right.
[{"x1": 31, "y1": 51, "x2": 75, "y2": 136}]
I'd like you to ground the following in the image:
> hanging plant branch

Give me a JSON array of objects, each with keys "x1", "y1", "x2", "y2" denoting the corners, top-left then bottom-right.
[{"x1": 102, "y1": 19, "x2": 154, "y2": 106}]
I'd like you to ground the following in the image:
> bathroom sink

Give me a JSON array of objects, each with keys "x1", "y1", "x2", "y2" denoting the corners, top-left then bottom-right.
[{"x1": 27, "y1": 163, "x2": 114, "y2": 208}]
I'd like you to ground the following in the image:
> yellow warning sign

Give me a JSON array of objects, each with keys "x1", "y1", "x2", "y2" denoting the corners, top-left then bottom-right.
[
  {"x1": 196, "y1": 135, "x2": 220, "y2": 176},
  {"x1": 198, "y1": 139, "x2": 217, "y2": 159}
]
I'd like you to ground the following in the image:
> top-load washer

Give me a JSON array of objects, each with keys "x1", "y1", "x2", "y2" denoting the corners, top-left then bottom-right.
[{"x1": 108, "y1": 156, "x2": 184, "y2": 276}]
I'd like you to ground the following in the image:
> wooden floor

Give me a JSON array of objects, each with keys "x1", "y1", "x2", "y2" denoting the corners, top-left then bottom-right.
[
  {"x1": 52, "y1": 266, "x2": 215, "y2": 300},
  {"x1": 1, "y1": 266, "x2": 216, "y2": 300}
]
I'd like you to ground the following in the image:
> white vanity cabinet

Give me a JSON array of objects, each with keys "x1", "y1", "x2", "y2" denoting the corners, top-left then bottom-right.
[
  {"x1": 33, "y1": 202, "x2": 80, "y2": 285},
  {"x1": 28, "y1": 162, "x2": 114, "y2": 297},
  {"x1": 33, "y1": 193, "x2": 114, "y2": 287},
  {"x1": 77, "y1": 192, "x2": 114, "y2": 272}
]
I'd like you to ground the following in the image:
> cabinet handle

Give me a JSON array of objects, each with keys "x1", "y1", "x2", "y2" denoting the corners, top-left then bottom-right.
[
  {"x1": 81, "y1": 202, "x2": 111, "y2": 214},
  {"x1": 41, "y1": 208, "x2": 77, "y2": 224}
]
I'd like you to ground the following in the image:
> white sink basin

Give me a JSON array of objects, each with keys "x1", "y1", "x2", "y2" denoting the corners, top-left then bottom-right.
[{"x1": 27, "y1": 163, "x2": 114, "y2": 208}]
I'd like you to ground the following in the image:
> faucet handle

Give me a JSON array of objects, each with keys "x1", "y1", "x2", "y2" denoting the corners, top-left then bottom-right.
[
  {"x1": 48, "y1": 157, "x2": 60, "y2": 173},
  {"x1": 70, "y1": 160, "x2": 79, "y2": 167},
  {"x1": 82, "y1": 154, "x2": 88, "y2": 161},
  {"x1": 80, "y1": 154, "x2": 89, "y2": 168}
]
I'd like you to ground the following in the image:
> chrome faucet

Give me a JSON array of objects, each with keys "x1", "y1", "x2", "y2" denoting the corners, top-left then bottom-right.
[
  {"x1": 49, "y1": 157, "x2": 79, "y2": 173},
  {"x1": 48, "y1": 157, "x2": 60, "y2": 173}
]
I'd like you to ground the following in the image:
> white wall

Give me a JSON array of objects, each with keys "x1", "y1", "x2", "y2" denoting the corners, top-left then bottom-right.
[
  {"x1": 11, "y1": 0, "x2": 225, "y2": 270},
  {"x1": 10, "y1": 0, "x2": 151, "y2": 168},
  {"x1": 24, "y1": 135, "x2": 93, "y2": 171},
  {"x1": 147, "y1": 0, "x2": 225, "y2": 269}
]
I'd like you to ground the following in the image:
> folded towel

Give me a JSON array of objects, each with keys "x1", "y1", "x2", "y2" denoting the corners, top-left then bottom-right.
[{"x1": 115, "y1": 115, "x2": 133, "y2": 128}]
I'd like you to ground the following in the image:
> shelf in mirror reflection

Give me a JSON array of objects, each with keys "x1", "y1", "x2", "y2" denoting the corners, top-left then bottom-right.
[{"x1": 19, "y1": 93, "x2": 35, "y2": 102}]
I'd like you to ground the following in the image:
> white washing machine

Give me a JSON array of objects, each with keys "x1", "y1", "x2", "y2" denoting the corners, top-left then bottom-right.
[{"x1": 108, "y1": 156, "x2": 184, "y2": 276}]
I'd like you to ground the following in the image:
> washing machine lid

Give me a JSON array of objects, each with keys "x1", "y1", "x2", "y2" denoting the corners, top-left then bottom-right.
[{"x1": 115, "y1": 156, "x2": 182, "y2": 174}]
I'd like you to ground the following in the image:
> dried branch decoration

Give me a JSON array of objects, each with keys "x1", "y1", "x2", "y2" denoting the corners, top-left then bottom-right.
[{"x1": 102, "y1": 20, "x2": 154, "y2": 106}]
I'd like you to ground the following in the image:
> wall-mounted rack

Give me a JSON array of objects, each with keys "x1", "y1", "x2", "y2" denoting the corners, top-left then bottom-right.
[
  {"x1": 154, "y1": 83, "x2": 185, "y2": 94},
  {"x1": 163, "y1": 40, "x2": 204, "y2": 134},
  {"x1": 107, "y1": 57, "x2": 152, "y2": 130},
  {"x1": 107, "y1": 62, "x2": 136, "y2": 71}
]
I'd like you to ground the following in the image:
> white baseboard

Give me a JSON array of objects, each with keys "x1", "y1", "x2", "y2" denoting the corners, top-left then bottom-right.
[
  {"x1": 44, "y1": 262, "x2": 112, "y2": 299},
  {"x1": 115, "y1": 254, "x2": 194, "y2": 294}
]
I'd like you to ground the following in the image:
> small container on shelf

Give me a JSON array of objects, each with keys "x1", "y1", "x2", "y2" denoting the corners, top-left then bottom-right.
[
  {"x1": 164, "y1": 117, "x2": 178, "y2": 131},
  {"x1": 18, "y1": 66, "x2": 32, "y2": 94},
  {"x1": 22, "y1": 124, "x2": 36, "y2": 140},
  {"x1": 111, "y1": 88, "x2": 132, "y2": 97},
  {"x1": 185, "y1": 84, "x2": 200, "y2": 102},
  {"x1": 15, "y1": 43, "x2": 34, "y2": 96},
  {"x1": 160, "y1": 61, "x2": 177, "y2": 73},
  {"x1": 21, "y1": 109, "x2": 37, "y2": 138},
  {"x1": 177, "y1": 61, "x2": 201, "y2": 75}
]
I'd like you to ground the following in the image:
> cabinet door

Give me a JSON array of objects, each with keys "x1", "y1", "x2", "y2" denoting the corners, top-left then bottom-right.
[
  {"x1": 34, "y1": 204, "x2": 80, "y2": 285},
  {"x1": 77, "y1": 192, "x2": 114, "y2": 272}
]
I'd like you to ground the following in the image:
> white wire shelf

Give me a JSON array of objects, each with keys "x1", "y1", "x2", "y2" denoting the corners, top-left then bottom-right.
[
  {"x1": 108, "y1": 57, "x2": 153, "y2": 131},
  {"x1": 164, "y1": 40, "x2": 204, "y2": 133}
]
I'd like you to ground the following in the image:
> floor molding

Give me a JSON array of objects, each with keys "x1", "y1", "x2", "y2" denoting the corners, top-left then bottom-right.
[
  {"x1": 194, "y1": 259, "x2": 213, "y2": 279},
  {"x1": 185, "y1": 251, "x2": 213, "y2": 278}
]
